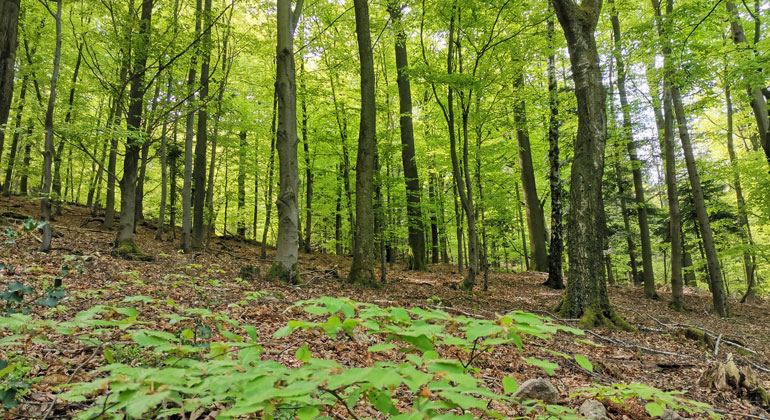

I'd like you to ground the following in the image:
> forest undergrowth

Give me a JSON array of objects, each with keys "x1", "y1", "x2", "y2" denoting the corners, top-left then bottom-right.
[{"x1": 1, "y1": 196, "x2": 769, "y2": 419}]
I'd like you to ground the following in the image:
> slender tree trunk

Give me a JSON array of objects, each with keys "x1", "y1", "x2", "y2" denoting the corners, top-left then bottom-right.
[
  {"x1": 237, "y1": 131, "x2": 247, "y2": 238},
  {"x1": 261, "y1": 90, "x2": 278, "y2": 258},
  {"x1": 612, "y1": 155, "x2": 640, "y2": 286},
  {"x1": 388, "y1": 0, "x2": 426, "y2": 271},
  {"x1": 545, "y1": 11, "x2": 564, "y2": 289},
  {"x1": 553, "y1": 0, "x2": 628, "y2": 328},
  {"x1": 192, "y1": 0, "x2": 212, "y2": 249},
  {"x1": 726, "y1": 1, "x2": 770, "y2": 169},
  {"x1": 515, "y1": 180, "x2": 529, "y2": 271},
  {"x1": 104, "y1": 50, "x2": 131, "y2": 230},
  {"x1": 453, "y1": 182, "x2": 464, "y2": 273},
  {"x1": 169, "y1": 129, "x2": 179, "y2": 241},
  {"x1": 300, "y1": 60, "x2": 312, "y2": 253},
  {"x1": 54, "y1": 45, "x2": 83, "y2": 216},
  {"x1": 610, "y1": 0, "x2": 656, "y2": 292},
  {"x1": 271, "y1": 0, "x2": 304, "y2": 282},
  {"x1": 156, "y1": 74, "x2": 174, "y2": 241},
  {"x1": 181, "y1": 0, "x2": 202, "y2": 253},
  {"x1": 3, "y1": 75, "x2": 26, "y2": 196},
  {"x1": 513, "y1": 71, "x2": 548, "y2": 272},
  {"x1": 429, "y1": 174, "x2": 440, "y2": 264},
  {"x1": 348, "y1": 0, "x2": 377, "y2": 287},
  {"x1": 335, "y1": 167, "x2": 343, "y2": 255},
  {"x1": 725, "y1": 86, "x2": 758, "y2": 301},
  {"x1": 0, "y1": 0, "x2": 21, "y2": 167},
  {"x1": 116, "y1": 0, "x2": 154, "y2": 255},
  {"x1": 40, "y1": 0, "x2": 63, "y2": 252},
  {"x1": 19, "y1": 140, "x2": 30, "y2": 195}
]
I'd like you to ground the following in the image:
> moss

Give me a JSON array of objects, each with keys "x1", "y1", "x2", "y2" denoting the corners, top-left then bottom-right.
[
  {"x1": 267, "y1": 262, "x2": 301, "y2": 285},
  {"x1": 668, "y1": 300, "x2": 687, "y2": 312},
  {"x1": 115, "y1": 241, "x2": 152, "y2": 261},
  {"x1": 680, "y1": 326, "x2": 715, "y2": 349},
  {"x1": 576, "y1": 304, "x2": 635, "y2": 331},
  {"x1": 347, "y1": 266, "x2": 379, "y2": 288}
]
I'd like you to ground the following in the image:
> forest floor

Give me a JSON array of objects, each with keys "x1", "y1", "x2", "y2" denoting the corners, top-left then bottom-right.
[{"x1": 1, "y1": 195, "x2": 770, "y2": 419}]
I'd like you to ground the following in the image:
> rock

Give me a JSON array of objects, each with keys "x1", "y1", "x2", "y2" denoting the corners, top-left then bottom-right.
[
  {"x1": 659, "y1": 409, "x2": 685, "y2": 420},
  {"x1": 579, "y1": 399, "x2": 609, "y2": 420},
  {"x1": 512, "y1": 378, "x2": 559, "y2": 404}
]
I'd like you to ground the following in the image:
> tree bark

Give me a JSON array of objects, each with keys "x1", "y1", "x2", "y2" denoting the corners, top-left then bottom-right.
[
  {"x1": 40, "y1": 0, "x2": 63, "y2": 252},
  {"x1": 388, "y1": 1, "x2": 427, "y2": 271},
  {"x1": 237, "y1": 130, "x2": 247, "y2": 237},
  {"x1": 545, "y1": 11, "x2": 564, "y2": 289},
  {"x1": 348, "y1": 0, "x2": 377, "y2": 287},
  {"x1": 260, "y1": 90, "x2": 278, "y2": 258},
  {"x1": 0, "y1": 0, "x2": 20, "y2": 167},
  {"x1": 726, "y1": 1, "x2": 770, "y2": 169},
  {"x1": 609, "y1": 0, "x2": 656, "y2": 294},
  {"x1": 116, "y1": 0, "x2": 154, "y2": 256},
  {"x1": 3, "y1": 75, "x2": 25, "y2": 196},
  {"x1": 300, "y1": 57, "x2": 312, "y2": 253},
  {"x1": 513, "y1": 71, "x2": 549, "y2": 272},
  {"x1": 553, "y1": 0, "x2": 629, "y2": 329},
  {"x1": 271, "y1": 0, "x2": 303, "y2": 283},
  {"x1": 181, "y1": 0, "x2": 202, "y2": 253},
  {"x1": 192, "y1": 0, "x2": 212, "y2": 249}
]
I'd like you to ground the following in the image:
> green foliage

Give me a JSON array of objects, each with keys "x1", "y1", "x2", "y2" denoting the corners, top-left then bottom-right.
[
  {"x1": 578, "y1": 383, "x2": 717, "y2": 419},
  {"x1": 0, "y1": 296, "x2": 716, "y2": 419}
]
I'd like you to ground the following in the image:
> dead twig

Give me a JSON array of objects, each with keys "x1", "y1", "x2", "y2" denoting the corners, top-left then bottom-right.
[{"x1": 41, "y1": 344, "x2": 104, "y2": 420}]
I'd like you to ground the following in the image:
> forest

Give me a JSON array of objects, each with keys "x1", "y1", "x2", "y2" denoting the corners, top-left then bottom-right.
[{"x1": 1, "y1": 0, "x2": 770, "y2": 418}]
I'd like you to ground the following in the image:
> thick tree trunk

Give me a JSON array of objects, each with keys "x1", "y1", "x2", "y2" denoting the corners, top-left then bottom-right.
[
  {"x1": 116, "y1": 0, "x2": 154, "y2": 256},
  {"x1": 271, "y1": 0, "x2": 303, "y2": 283},
  {"x1": 513, "y1": 71, "x2": 548, "y2": 272},
  {"x1": 609, "y1": 0, "x2": 655, "y2": 293},
  {"x1": 553, "y1": 0, "x2": 629, "y2": 329},
  {"x1": 40, "y1": 0, "x2": 63, "y2": 252},
  {"x1": 0, "y1": 0, "x2": 20, "y2": 167},
  {"x1": 545, "y1": 12, "x2": 564, "y2": 289},
  {"x1": 348, "y1": 0, "x2": 377, "y2": 287},
  {"x1": 388, "y1": 1, "x2": 427, "y2": 271}
]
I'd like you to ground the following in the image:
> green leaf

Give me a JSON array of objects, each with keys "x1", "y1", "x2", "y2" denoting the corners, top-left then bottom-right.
[
  {"x1": 574, "y1": 354, "x2": 593, "y2": 372},
  {"x1": 244, "y1": 325, "x2": 259, "y2": 342},
  {"x1": 502, "y1": 377, "x2": 518, "y2": 394},
  {"x1": 368, "y1": 343, "x2": 396, "y2": 352},
  {"x1": 273, "y1": 325, "x2": 293, "y2": 338},
  {"x1": 645, "y1": 402, "x2": 665, "y2": 417},
  {"x1": 297, "y1": 406, "x2": 319, "y2": 420},
  {"x1": 523, "y1": 357, "x2": 559, "y2": 375},
  {"x1": 295, "y1": 344, "x2": 311, "y2": 362}
]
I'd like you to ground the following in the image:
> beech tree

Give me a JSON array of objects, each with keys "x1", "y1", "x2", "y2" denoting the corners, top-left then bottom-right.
[
  {"x1": 0, "y1": 0, "x2": 20, "y2": 171},
  {"x1": 552, "y1": 0, "x2": 630, "y2": 329}
]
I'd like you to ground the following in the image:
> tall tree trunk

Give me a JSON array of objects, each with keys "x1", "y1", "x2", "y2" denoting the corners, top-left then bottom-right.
[
  {"x1": 271, "y1": 0, "x2": 303, "y2": 282},
  {"x1": 513, "y1": 71, "x2": 549, "y2": 272},
  {"x1": 553, "y1": 0, "x2": 628, "y2": 329},
  {"x1": 156, "y1": 74, "x2": 174, "y2": 240},
  {"x1": 3, "y1": 75, "x2": 26, "y2": 196},
  {"x1": 237, "y1": 130, "x2": 247, "y2": 237},
  {"x1": 609, "y1": 0, "x2": 656, "y2": 293},
  {"x1": 429, "y1": 174, "x2": 440, "y2": 264},
  {"x1": 335, "y1": 167, "x2": 343, "y2": 255},
  {"x1": 545, "y1": 10, "x2": 564, "y2": 289},
  {"x1": 116, "y1": 0, "x2": 154, "y2": 255},
  {"x1": 724, "y1": 86, "x2": 758, "y2": 301},
  {"x1": 726, "y1": 1, "x2": 770, "y2": 169},
  {"x1": 515, "y1": 180, "x2": 529, "y2": 271},
  {"x1": 54, "y1": 45, "x2": 83, "y2": 216},
  {"x1": 192, "y1": 0, "x2": 212, "y2": 249},
  {"x1": 670, "y1": 88, "x2": 728, "y2": 315},
  {"x1": 104, "y1": 49, "x2": 131, "y2": 230},
  {"x1": 40, "y1": 0, "x2": 63, "y2": 252},
  {"x1": 0, "y1": 0, "x2": 20, "y2": 167},
  {"x1": 19, "y1": 139, "x2": 30, "y2": 195},
  {"x1": 348, "y1": 0, "x2": 377, "y2": 287},
  {"x1": 261, "y1": 90, "x2": 278, "y2": 258},
  {"x1": 388, "y1": 0, "x2": 427, "y2": 271},
  {"x1": 300, "y1": 59, "x2": 312, "y2": 253},
  {"x1": 612, "y1": 157, "x2": 640, "y2": 285},
  {"x1": 181, "y1": 0, "x2": 202, "y2": 253},
  {"x1": 453, "y1": 182, "x2": 464, "y2": 273}
]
